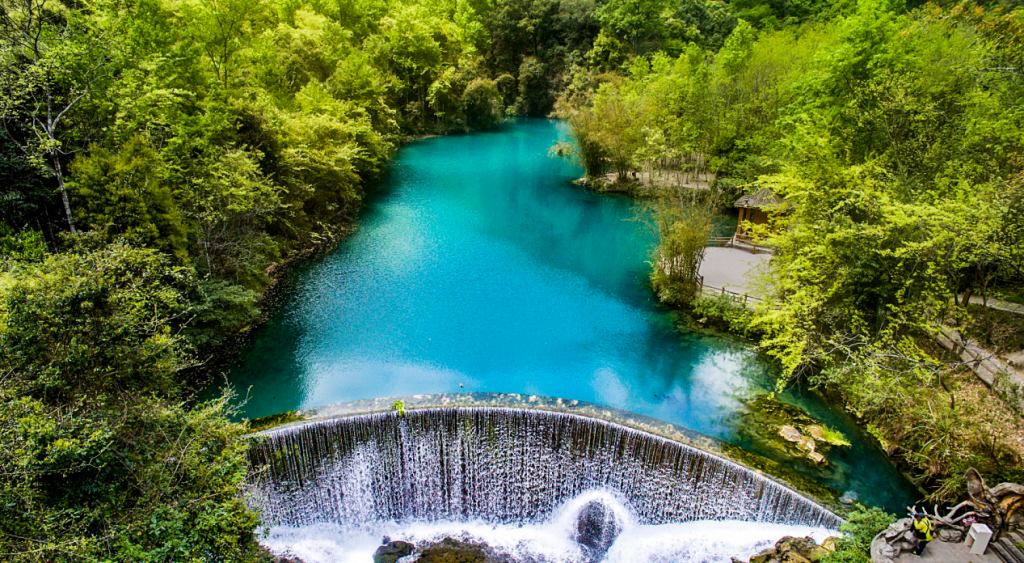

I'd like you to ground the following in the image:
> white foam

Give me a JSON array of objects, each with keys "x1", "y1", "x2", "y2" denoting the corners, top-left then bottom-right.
[{"x1": 259, "y1": 490, "x2": 835, "y2": 563}]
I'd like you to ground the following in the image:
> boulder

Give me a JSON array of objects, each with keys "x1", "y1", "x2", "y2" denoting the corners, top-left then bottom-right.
[
  {"x1": 779, "y1": 426, "x2": 816, "y2": 453},
  {"x1": 883, "y1": 519, "x2": 910, "y2": 540},
  {"x1": 779, "y1": 426, "x2": 804, "y2": 443},
  {"x1": 807, "y1": 451, "x2": 826, "y2": 464},
  {"x1": 807, "y1": 546, "x2": 830, "y2": 562},
  {"x1": 766, "y1": 536, "x2": 832, "y2": 563},
  {"x1": 418, "y1": 538, "x2": 488, "y2": 563},
  {"x1": 574, "y1": 499, "x2": 624, "y2": 559},
  {"x1": 806, "y1": 426, "x2": 827, "y2": 442},
  {"x1": 776, "y1": 536, "x2": 818, "y2": 554},
  {"x1": 872, "y1": 519, "x2": 916, "y2": 563},
  {"x1": 373, "y1": 540, "x2": 415, "y2": 563}
]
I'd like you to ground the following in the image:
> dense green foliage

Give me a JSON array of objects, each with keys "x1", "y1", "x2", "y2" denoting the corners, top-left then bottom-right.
[
  {"x1": 691, "y1": 292, "x2": 757, "y2": 333},
  {"x1": 561, "y1": 0, "x2": 1024, "y2": 498},
  {"x1": 2, "y1": 0, "x2": 1024, "y2": 555},
  {"x1": 0, "y1": 0, "x2": 778, "y2": 557},
  {"x1": 0, "y1": 0, "x2": 620, "y2": 558},
  {"x1": 0, "y1": 236, "x2": 259, "y2": 561},
  {"x1": 822, "y1": 507, "x2": 896, "y2": 563}
]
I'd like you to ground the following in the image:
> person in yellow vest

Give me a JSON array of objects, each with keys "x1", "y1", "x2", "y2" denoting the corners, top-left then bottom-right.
[{"x1": 913, "y1": 513, "x2": 934, "y2": 556}]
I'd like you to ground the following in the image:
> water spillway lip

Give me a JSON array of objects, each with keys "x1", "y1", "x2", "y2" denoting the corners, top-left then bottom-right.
[{"x1": 247, "y1": 392, "x2": 846, "y2": 520}]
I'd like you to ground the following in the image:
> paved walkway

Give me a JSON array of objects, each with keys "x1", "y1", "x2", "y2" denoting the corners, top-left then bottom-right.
[
  {"x1": 895, "y1": 539, "x2": 1000, "y2": 563},
  {"x1": 960, "y1": 295, "x2": 1024, "y2": 315},
  {"x1": 935, "y1": 327, "x2": 1024, "y2": 413},
  {"x1": 699, "y1": 246, "x2": 771, "y2": 295}
]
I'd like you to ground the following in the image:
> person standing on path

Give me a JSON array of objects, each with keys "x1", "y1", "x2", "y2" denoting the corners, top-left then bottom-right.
[{"x1": 913, "y1": 513, "x2": 934, "y2": 556}]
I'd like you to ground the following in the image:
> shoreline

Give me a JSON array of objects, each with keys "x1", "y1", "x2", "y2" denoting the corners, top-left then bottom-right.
[
  {"x1": 207, "y1": 124, "x2": 924, "y2": 510},
  {"x1": 188, "y1": 120, "x2": 520, "y2": 396}
]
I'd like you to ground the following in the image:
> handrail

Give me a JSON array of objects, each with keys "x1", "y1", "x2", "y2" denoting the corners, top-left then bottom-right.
[
  {"x1": 706, "y1": 235, "x2": 773, "y2": 254},
  {"x1": 699, "y1": 284, "x2": 763, "y2": 304},
  {"x1": 695, "y1": 274, "x2": 764, "y2": 307}
]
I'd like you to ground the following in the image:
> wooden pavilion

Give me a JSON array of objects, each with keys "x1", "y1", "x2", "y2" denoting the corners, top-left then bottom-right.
[{"x1": 734, "y1": 188, "x2": 784, "y2": 237}]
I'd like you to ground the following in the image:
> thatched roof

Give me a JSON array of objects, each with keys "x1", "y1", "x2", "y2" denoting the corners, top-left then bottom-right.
[{"x1": 734, "y1": 188, "x2": 784, "y2": 209}]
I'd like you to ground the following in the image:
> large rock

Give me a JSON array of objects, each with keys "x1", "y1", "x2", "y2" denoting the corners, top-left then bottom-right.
[
  {"x1": 750, "y1": 549, "x2": 780, "y2": 563},
  {"x1": 417, "y1": 538, "x2": 499, "y2": 563},
  {"x1": 748, "y1": 536, "x2": 830, "y2": 563},
  {"x1": 373, "y1": 540, "x2": 415, "y2": 563},
  {"x1": 779, "y1": 426, "x2": 816, "y2": 453},
  {"x1": 872, "y1": 518, "x2": 914, "y2": 563},
  {"x1": 777, "y1": 536, "x2": 828, "y2": 562},
  {"x1": 779, "y1": 426, "x2": 804, "y2": 443},
  {"x1": 574, "y1": 499, "x2": 624, "y2": 559},
  {"x1": 883, "y1": 519, "x2": 910, "y2": 540}
]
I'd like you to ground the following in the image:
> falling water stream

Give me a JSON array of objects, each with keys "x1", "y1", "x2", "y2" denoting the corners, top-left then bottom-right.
[{"x1": 250, "y1": 408, "x2": 840, "y2": 562}]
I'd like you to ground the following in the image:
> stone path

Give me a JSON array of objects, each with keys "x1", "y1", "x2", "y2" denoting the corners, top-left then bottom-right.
[
  {"x1": 935, "y1": 327, "x2": 1024, "y2": 413},
  {"x1": 895, "y1": 539, "x2": 1001, "y2": 563},
  {"x1": 960, "y1": 295, "x2": 1024, "y2": 315},
  {"x1": 698, "y1": 246, "x2": 771, "y2": 295}
]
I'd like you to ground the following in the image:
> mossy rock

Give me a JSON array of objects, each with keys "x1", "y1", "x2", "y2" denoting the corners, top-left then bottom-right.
[
  {"x1": 716, "y1": 440, "x2": 844, "y2": 509},
  {"x1": 737, "y1": 395, "x2": 849, "y2": 464},
  {"x1": 373, "y1": 541, "x2": 414, "y2": 563},
  {"x1": 418, "y1": 538, "x2": 496, "y2": 563},
  {"x1": 806, "y1": 425, "x2": 851, "y2": 447},
  {"x1": 248, "y1": 410, "x2": 303, "y2": 432}
]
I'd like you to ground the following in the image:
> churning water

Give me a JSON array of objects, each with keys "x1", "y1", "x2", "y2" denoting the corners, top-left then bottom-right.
[
  {"x1": 249, "y1": 408, "x2": 840, "y2": 562},
  {"x1": 259, "y1": 496, "x2": 835, "y2": 563}
]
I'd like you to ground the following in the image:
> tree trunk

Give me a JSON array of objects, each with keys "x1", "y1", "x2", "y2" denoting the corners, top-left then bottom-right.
[
  {"x1": 981, "y1": 276, "x2": 992, "y2": 347},
  {"x1": 52, "y1": 153, "x2": 76, "y2": 233}
]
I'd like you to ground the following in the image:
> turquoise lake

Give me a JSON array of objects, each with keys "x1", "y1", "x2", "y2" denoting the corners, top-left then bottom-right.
[{"x1": 224, "y1": 119, "x2": 919, "y2": 511}]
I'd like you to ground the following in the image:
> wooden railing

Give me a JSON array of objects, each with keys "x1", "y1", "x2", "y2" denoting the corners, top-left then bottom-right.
[
  {"x1": 705, "y1": 234, "x2": 773, "y2": 255},
  {"x1": 696, "y1": 275, "x2": 764, "y2": 307}
]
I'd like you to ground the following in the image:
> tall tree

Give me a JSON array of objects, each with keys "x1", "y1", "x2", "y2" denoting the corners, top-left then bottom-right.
[{"x1": 0, "y1": 0, "x2": 112, "y2": 233}]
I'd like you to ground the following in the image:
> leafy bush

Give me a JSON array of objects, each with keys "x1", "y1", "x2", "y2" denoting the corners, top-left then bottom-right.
[
  {"x1": 692, "y1": 293, "x2": 756, "y2": 334},
  {"x1": 0, "y1": 242, "x2": 262, "y2": 562},
  {"x1": 823, "y1": 507, "x2": 896, "y2": 563}
]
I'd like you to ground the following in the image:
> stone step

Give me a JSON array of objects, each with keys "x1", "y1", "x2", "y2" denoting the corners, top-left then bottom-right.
[
  {"x1": 1001, "y1": 538, "x2": 1024, "y2": 563},
  {"x1": 992, "y1": 541, "x2": 1018, "y2": 563},
  {"x1": 1008, "y1": 531, "x2": 1024, "y2": 548}
]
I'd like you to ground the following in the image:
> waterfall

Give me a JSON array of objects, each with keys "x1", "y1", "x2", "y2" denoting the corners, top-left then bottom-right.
[{"x1": 248, "y1": 407, "x2": 842, "y2": 531}]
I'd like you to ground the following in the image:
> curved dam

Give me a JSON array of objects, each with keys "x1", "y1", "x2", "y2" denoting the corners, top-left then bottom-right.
[{"x1": 248, "y1": 396, "x2": 842, "y2": 562}]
